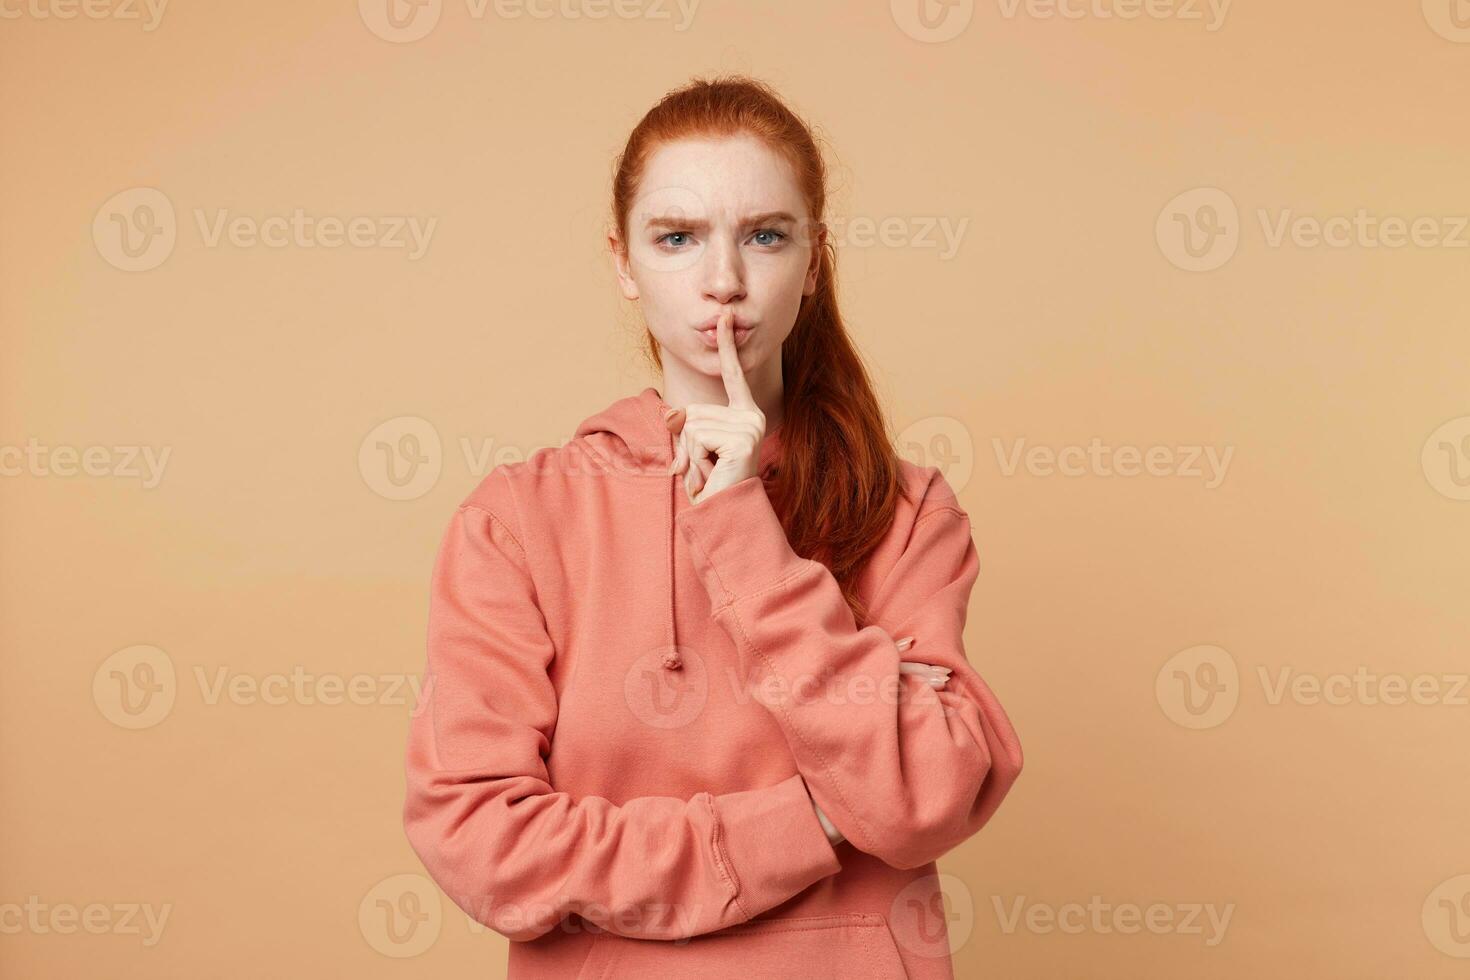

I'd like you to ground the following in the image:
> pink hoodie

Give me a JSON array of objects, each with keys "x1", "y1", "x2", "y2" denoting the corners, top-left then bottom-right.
[{"x1": 402, "y1": 386, "x2": 1023, "y2": 979}]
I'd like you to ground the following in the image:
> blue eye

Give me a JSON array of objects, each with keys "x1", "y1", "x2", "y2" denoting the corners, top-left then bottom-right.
[
  {"x1": 752, "y1": 229, "x2": 787, "y2": 246},
  {"x1": 656, "y1": 232, "x2": 691, "y2": 249}
]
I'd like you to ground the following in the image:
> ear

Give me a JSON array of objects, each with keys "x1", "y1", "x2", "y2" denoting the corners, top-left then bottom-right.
[
  {"x1": 802, "y1": 221, "x2": 826, "y2": 297},
  {"x1": 608, "y1": 230, "x2": 639, "y2": 301}
]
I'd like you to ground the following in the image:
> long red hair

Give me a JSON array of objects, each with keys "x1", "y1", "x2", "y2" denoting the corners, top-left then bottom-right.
[{"x1": 610, "y1": 73, "x2": 907, "y2": 628}]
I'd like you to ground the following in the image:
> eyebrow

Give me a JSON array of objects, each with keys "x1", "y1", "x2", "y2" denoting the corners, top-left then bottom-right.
[{"x1": 644, "y1": 210, "x2": 799, "y2": 231}]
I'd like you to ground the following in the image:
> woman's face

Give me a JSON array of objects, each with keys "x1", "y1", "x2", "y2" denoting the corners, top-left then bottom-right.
[{"x1": 611, "y1": 135, "x2": 823, "y2": 383}]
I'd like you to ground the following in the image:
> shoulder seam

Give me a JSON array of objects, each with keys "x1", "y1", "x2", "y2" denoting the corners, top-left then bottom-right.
[
  {"x1": 459, "y1": 503, "x2": 528, "y2": 560},
  {"x1": 913, "y1": 505, "x2": 968, "y2": 529}
]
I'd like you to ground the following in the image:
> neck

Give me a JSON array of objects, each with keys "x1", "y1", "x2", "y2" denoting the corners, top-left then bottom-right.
[{"x1": 658, "y1": 357, "x2": 785, "y2": 431}]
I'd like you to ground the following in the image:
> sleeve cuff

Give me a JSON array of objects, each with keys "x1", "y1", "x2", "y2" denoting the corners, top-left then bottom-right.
[
  {"x1": 675, "y1": 476, "x2": 813, "y2": 606},
  {"x1": 711, "y1": 772, "x2": 842, "y2": 919}
]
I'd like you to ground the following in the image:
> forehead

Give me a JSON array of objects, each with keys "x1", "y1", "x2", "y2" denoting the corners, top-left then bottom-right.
[{"x1": 636, "y1": 135, "x2": 804, "y2": 219}]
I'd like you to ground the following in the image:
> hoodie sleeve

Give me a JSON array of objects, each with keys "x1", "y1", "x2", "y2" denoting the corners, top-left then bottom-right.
[
  {"x1": 402, "y1": 477, "x2": 843, "y2": 943},
  {"x1": 673, "y1": 469, "x2": 1024, "y2": 871}
]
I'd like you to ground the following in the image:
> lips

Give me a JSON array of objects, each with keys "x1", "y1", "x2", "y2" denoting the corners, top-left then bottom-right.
[
  {"x1": 695, "y1": 313, "x2": 754, "y2": 331},
  {"x1": 696, "y1": 323, "x2": 752, "y2": 348}
]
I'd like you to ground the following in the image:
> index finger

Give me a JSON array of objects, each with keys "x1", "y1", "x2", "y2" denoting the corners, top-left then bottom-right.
[{"x1": 715, "y1": 307, "x2": 755, "y2": 409}]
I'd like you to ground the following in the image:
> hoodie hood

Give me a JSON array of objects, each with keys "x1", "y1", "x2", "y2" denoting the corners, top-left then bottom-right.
[{"x1": 572, "y1": 386, "x2": 785, "y2": 672}]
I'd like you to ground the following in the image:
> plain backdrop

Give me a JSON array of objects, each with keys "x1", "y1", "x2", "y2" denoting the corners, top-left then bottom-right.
[{"x1": 3, "y1": 1, "x2": 1469, "y2": 977}]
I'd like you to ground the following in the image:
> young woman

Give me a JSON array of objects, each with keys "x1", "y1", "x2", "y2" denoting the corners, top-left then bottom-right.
[{"x1": 402, "y1": 75, "x2": 1023, "y2": 980}]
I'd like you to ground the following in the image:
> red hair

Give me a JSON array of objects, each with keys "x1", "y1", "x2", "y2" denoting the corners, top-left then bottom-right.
[{"x1": 610, "y1": 73, "x2": 907, "y2": 627}]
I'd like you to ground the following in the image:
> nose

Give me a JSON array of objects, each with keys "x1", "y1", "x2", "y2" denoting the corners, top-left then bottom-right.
[{"x1": 700, "y1": 235, "x2": 746, "y2": 306}]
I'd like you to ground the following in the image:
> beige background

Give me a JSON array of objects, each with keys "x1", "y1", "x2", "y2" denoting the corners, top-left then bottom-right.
[{"x1": 4, "y1": 1, "x2": 1470, "y2": 977}]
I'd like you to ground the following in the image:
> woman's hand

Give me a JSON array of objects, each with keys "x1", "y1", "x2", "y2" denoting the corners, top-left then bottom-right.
[
  {"x1": 664, "y1": 308, "x2": 766, "y2": 505},
  {"x1": 897, "y1": 634, "x2": 951, "y2": 689},
  {"x1": 812, "y1": 800, "x2": 845, "y2": 845}
]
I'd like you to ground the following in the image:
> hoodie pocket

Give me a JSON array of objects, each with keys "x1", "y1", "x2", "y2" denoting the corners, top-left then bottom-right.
[{"x1": 573, "y1": 912, "x2": 910, "y2": 980}]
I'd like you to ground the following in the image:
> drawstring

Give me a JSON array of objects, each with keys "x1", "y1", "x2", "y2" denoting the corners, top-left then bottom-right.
[
  {"x1": 661, "y1": 400, "x2": 682, "y2": 671},
  {"x1": 663, "y1": 460, "x2": 681, "y2": 671},
  {"x1": 654, "y1": 389, "x2": 779, "y2": 672}
]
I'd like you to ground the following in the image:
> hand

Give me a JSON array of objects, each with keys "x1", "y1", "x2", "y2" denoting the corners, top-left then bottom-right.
[
  {"x1": 896, "y1": 634, "x2": 951, "y2": 690},
  {"x1": 813, "y1": 800, "x2": 845, "y2": 846},
  {"x1": 663, "y1": 307, "x2": 766, "y2": 504}
]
